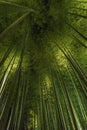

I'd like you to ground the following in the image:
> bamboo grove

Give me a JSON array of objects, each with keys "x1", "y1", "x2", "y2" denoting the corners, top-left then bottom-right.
[{"x1": 0, "y1": 0, "x2": 87, "y2": 130}]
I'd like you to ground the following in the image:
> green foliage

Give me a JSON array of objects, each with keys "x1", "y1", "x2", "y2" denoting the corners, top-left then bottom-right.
[{"x1": 0, "y1": 0, "x2": 87, "y2": 130}]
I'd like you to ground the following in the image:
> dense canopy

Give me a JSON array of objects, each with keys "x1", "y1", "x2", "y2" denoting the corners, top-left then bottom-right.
[{"x1": 0, "y1": 0, "x2": 87, "y2": 130}]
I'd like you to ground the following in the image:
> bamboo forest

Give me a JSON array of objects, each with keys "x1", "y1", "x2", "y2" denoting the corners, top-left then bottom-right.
[{"x1": 0, "y1": 0, "x2": 87, "y2": 130}]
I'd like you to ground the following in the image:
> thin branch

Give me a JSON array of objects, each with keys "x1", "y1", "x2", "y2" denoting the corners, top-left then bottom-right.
[
  {"x1": 0, "y1": 11, "x2": 34, "y2": 39},
  {"x1": 66, "y1": 22, "x2": 87, "y2": 40},
  {"x1": 68, "y1": 12, "x2": 87, "y2": 19},
  {"x1": 0, "y1": 0, "x2": 30, "y2": 10}
]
